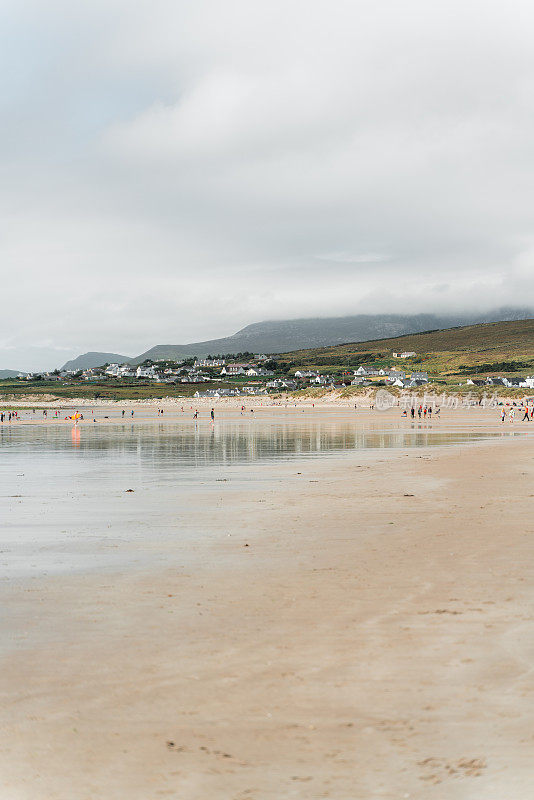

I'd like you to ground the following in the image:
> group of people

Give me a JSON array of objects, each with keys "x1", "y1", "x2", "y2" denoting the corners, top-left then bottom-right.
[
  {"x1": 501, "y1": 405, "x2": 533, "y2": 422},
  {"x1": 402, "y1": 405, "x2": 440, "y2": 419},
  {"x1": 192, "y1": 408, "x2": 215, "y2": 420},
  {"x1": 1, "y1": 409, "x2": 57, "y2": 422}
]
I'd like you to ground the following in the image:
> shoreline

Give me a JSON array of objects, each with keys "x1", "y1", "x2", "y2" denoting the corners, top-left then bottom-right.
[{"x1": 1, "y1": 383, "x2": 534, "y2": 412}]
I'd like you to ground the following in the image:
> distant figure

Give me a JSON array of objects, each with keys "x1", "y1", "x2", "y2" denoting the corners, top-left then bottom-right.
[
  {"x1": 131, "y1": 410, "x2": 134, "y2": 417},
  {"x1": 522, "y1": 408, "x2": 530, "y2": 421},
  {"x1": 193, "y1": 410, "x2": 198, "y2": 419},
  {"x1": 509, "y1": 408, "x2": 515, "y2": 423},
  {"x1": 501, "y1": 409, "x2": 506, "y2": 423},
  {"x1": 122, "y1": 409, "x2": 125, "y2": 417},
  {"x1": 210, "y1": 408, "x2": 215, "y2": 421},
  {"x1": 410, "y1": 407, "x2": 415, "y2": 419}
]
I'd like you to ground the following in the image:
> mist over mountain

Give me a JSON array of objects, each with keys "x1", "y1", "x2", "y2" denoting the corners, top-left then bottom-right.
[
  {"x1": 59, "y1": 307, "x2": 534, "y2": 370},
  {"x1": 131, "y1": 307, "x2": 533, "y2": 363}
]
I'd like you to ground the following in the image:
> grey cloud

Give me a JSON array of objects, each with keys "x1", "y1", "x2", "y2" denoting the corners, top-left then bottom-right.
[{"x1": 1, "y1": 0, "x2": 534, "y2": 370}]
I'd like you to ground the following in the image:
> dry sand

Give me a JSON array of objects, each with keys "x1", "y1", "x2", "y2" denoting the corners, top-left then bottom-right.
[{"x1": 1, "y1": 411, "x2": 533, "y2": 799}]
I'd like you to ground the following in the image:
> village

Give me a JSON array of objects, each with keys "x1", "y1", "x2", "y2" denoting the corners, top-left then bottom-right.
[{"x1": 12, "y1": 350, "x2": 534, "y2": 395}]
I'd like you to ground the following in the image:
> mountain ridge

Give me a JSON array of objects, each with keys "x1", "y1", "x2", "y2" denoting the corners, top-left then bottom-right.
[
  {"x1": 62, "y1": 351, "x2": 132, "y2": 371},
  {"x1": 0, "y1": 369, "x2": 27, "y2": 379},
  {"x1": 59, "y1": 307, "x2": 534, "y2": 371},
  {"x1": 129, "y1": 307, "x2": 534, "y2": 363}
]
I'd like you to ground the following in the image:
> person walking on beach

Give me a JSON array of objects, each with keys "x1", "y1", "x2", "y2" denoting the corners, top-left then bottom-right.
[
  {"x1": 193, "y1": 410, "x2": 198, "y2": 419},
  {"x1": 131, "y1": 410, "x2": 134, "y2": 417},
  {"x1": 501, "y1": 408, "x2": 506, "y2": 423},
  {"x1": 509, "y1": 407, "x2": 515, "y2": 423},
  {"x1": 122, "y1": 409, "x2": 125, "y2": 417},
  {"x1": 522, "y1": 408, "x2": 530, "y2": 421},
  {"x1": 410, "y1": 407, "x2": 415, "y2": 419},
  {"x1": 210, "y1": 408, "x2": 215, "y2": 421}
]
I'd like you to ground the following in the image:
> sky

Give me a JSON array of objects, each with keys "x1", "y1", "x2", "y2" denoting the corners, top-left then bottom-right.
[{"x1": 2, "y1": 0, "x2": 534, "y2": 371}]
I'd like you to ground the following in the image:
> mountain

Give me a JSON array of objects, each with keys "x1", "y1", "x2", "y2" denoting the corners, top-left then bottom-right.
[
  {"x1": 0, "y1": 369, "x2": 26, "y2": 379},
  {"x1": 58, "y1": 307, "x2": 534, "y2": 369},
  {"x1": 62, "y1": 351, "x2": 132, "y2": 371},
  {"x1": 276, "y1": 318, "x2": 534, "y2": 376},
  {"x1": 131, "y1": 307, "x2": 534, "y2": 363}
]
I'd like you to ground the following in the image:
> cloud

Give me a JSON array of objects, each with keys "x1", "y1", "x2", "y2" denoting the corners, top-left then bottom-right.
[
  {"x1": 315, "y1": 252, "x2": 390, "y2": 264},
  {"x1": 1, "y1": 0, "x2": 534, "y2": 369}
]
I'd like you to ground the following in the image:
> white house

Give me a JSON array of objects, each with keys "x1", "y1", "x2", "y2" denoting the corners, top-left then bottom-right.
[
  {"x1": 393, "y1": 351, "x2": 416, "y2": 359},
  {"x1": 220, "y1": 363, "x2": 251, "y2": 376},
  {"x1": 245, "y1": 367, "x2": 273, "y2": 376},
  {"x1": 409, "y1": 371, "x2": 428, "y2": 382},
  {"x1": 520, "y1": 376, "x2": 534, "y2": 388},
  {"x1": 266, "y1": 378, "x2": 298, "y2": 391},
  {"x1": 294, "y1": 370, "x2": 318, "y2": 379},
  {"x1": 194, "y1": 358, "x2": 225, "y2": 368},
  {"x1": 136, "y1": 366, "x2": 156, "y2": 378}
]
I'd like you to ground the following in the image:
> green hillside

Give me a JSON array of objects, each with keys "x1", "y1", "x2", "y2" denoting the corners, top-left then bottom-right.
[{"x1": 276, "y1": 319, "x2": 534, "y2": 378}]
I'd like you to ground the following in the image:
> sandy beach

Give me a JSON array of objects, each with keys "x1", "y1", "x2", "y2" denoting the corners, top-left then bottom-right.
[{"x1": 1, "y1": 409, "x2": 533, "y2": 799}]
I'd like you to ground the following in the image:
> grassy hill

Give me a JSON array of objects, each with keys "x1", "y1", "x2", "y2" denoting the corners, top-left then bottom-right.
[{"x1": 276, "y1": 319, "x2": 534, "y2": 379}]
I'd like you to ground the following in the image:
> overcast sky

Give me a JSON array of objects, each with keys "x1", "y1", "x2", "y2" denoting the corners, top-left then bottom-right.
[{"x1": 2, "y1": 0, "x2": 534, "y2": 370}]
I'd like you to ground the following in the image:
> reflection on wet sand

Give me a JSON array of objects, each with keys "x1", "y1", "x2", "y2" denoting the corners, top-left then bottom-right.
[{"x1": 0, "y1": 418, "x2": 509, "y2": 468}]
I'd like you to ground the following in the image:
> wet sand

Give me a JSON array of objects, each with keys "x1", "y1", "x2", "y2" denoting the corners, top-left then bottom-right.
[{"x1": 1, "y1": 410, "x2": 533, "y2": 799}]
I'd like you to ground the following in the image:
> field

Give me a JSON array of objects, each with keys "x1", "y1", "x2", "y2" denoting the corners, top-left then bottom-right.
[{"x1": 276, "y1": 318, "x2": 534, "y2": 379}]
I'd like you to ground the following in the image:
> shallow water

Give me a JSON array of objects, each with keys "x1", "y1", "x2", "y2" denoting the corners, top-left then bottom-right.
[{"x1": 0, "y1": 415, "x2": 517, "y2": 579}]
